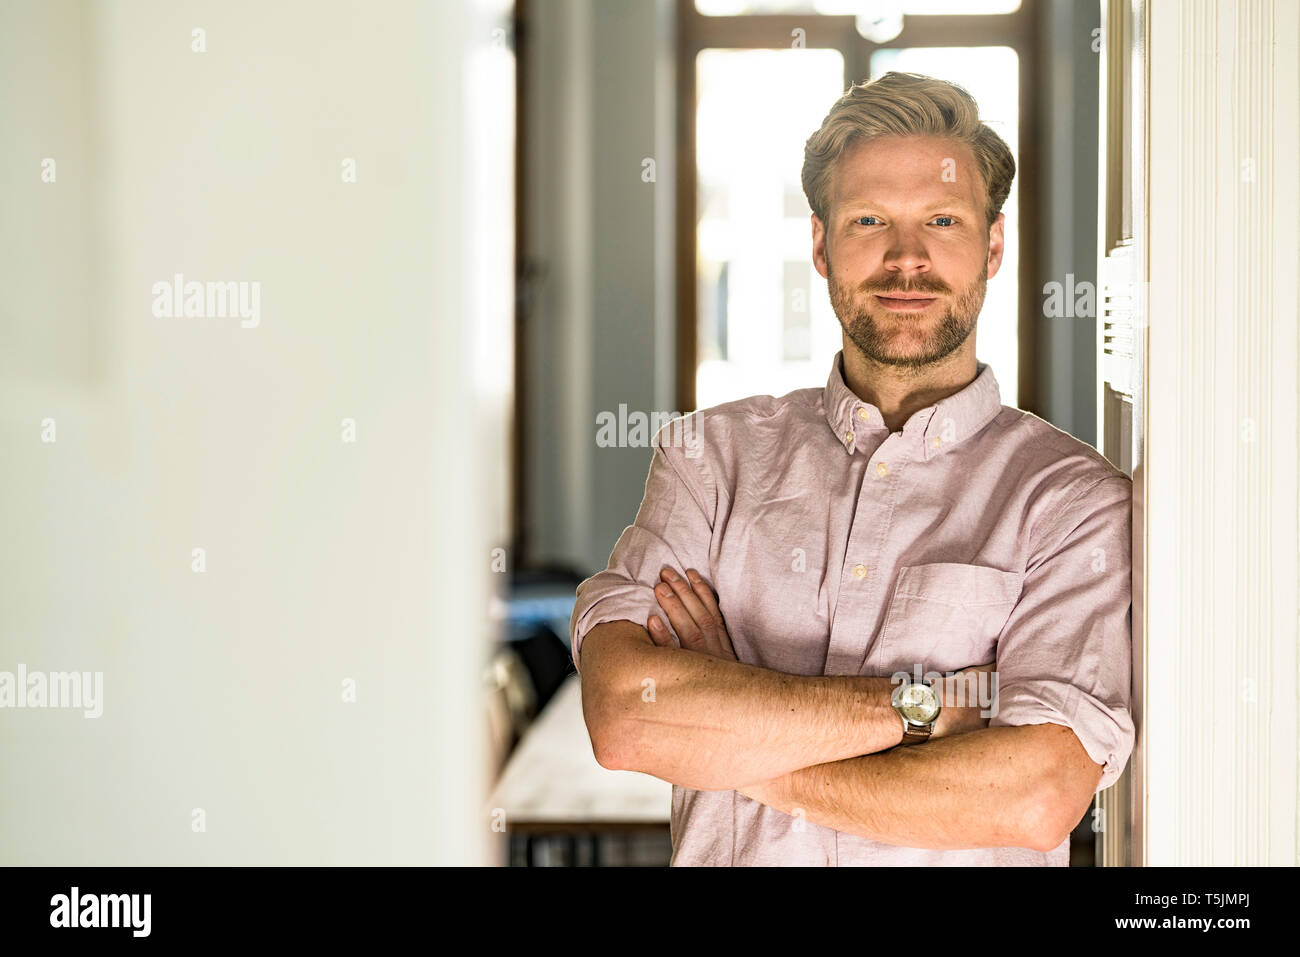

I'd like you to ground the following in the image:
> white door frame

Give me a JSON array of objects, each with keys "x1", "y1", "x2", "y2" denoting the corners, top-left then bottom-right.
[{"x1": 1137, "y1": 0, "x2": 1299, "y2": 866}]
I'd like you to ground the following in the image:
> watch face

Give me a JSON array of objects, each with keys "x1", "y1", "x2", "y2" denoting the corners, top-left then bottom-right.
[{"x1": 895, "y1": 682, "x2": 939, "y2": 723}]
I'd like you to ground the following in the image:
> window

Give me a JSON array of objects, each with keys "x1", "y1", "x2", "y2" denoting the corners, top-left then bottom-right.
[{"x1": 695, "y1": 48, "x2": 846, "y2": 408}]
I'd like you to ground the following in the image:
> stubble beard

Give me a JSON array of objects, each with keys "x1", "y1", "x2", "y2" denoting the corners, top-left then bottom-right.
[{"x1": 827, "y1": 249, "x2": 988, "y2": 372}]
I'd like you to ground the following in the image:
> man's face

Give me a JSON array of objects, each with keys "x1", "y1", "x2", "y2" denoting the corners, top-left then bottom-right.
[{"x1": 812, "y1": 134, "x2": 1004, "y2": 369}]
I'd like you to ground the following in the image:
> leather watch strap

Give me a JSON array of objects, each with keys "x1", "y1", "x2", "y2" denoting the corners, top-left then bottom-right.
[{"x1": 900, "y1": 714, "x2": 934, "y2": 744}]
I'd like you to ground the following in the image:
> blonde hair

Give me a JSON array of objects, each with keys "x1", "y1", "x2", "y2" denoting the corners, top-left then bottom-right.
[{"x1": 801, "y1": 72, "x2": 1015, "y2": 231}]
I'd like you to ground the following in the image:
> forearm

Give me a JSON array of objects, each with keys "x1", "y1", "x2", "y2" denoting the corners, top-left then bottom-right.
[
  {"x1": 741, "y1": 724, "x2": 1090, "y2": 852},
  {"x1": 581, "y1": 622, "x2": 904, "y2": 791}
]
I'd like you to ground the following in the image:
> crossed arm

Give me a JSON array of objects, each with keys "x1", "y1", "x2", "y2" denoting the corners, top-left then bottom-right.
[{"x1": 577, "y1": 567, "x2": 1103, "y2": 853}]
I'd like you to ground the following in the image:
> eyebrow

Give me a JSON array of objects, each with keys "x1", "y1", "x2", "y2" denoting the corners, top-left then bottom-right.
[{"x1": 838, "y1": 196, "x2": 977, "y2": 212}]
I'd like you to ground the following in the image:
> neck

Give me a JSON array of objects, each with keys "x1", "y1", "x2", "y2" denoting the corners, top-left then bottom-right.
[{"x1": 841, "y1": 342, "x2": 978, "y2": 433}]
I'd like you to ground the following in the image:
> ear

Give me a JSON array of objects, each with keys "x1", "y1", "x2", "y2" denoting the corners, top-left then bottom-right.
[
  {"x1": 812, "y1": 213, "x2": 829, "y2": 280},
  {"x1": 985, "y1": 212, "x2": 1006, "y2": 280}
]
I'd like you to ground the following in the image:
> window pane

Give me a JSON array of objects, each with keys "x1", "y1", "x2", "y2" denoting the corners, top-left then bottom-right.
[
  {"x1": 697, "y1": 1, "x2": 1021, "y2": 16},
  {"x1": 695, "y1": 48, "x2": 845, "y2": 409},
  {"x1": 869, "y1": 46, "x2": 1019, "y2": 406}
]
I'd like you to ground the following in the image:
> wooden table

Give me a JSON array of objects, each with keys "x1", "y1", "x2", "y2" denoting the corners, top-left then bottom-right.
[{"x1": 487, "y1": 674, "x2": 671, "y2": 864}]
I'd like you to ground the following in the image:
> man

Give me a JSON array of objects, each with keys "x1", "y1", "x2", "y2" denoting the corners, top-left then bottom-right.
[{"x1": 569, "y1": 72, "x2": 1134, "y2": 866}]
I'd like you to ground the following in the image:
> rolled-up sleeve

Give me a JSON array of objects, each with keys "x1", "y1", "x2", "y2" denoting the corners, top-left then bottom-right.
[
  {"x1": 988, "y1": 474, "x2": 1135, "y2": 792},
  {"x1": 569, "y1": 416, "x2": 717, "y2": 673}
]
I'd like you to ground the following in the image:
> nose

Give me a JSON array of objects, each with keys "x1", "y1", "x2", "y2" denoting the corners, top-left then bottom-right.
[{"x1": 880, "y1": 226, "x2": 932, "y2": 279}]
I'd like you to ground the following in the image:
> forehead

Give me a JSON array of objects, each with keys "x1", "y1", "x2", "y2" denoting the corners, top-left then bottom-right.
[{"x1": 831, "y1": 134, "x2": 983, "y2": 211}]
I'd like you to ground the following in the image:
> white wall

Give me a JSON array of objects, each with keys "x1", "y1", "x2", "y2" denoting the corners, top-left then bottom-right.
[{"x1": 0, "y1": 0, "x2": 510, "y2": 865}]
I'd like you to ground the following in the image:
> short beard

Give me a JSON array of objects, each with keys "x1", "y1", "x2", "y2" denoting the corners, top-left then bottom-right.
[{"x1": 827, "y1": 248, "x2": 987, "y2": 371}]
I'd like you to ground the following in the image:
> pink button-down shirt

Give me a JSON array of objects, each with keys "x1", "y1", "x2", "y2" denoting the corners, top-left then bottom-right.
[{"x1": 570, "y1": 350, "x2": 1134, "y2": 866}]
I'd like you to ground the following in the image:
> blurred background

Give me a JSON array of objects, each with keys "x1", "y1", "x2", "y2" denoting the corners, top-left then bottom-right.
[{"x1": 0, "y1": 0, "x2": 1106, "y2": 867}]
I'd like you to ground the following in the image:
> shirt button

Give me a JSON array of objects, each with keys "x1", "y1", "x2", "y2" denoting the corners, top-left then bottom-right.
[
  {"x1": 853, "y1": 564, "x2": 867, "y2": 578},
  {"x1": 931, "y1": 436, "x2": 941, "y2": 448},
  {"x1": 876, "y1": 462, "x2": 889, "y2": 477},
  {"x1": 845, "y1": 430, "x2": 854, "y2": 445},
  {"x1": 856, "y1": 407, "x2": 868, "y2": 421}
]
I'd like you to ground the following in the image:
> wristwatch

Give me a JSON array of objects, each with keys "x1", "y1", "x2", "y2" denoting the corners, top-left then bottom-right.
[{"x1": 891, "y1": 677, "x2": 941, "y2": 744}]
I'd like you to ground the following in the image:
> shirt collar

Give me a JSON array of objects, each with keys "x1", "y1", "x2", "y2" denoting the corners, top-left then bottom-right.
[{"x1": 822, "y1": 349, "x2": 1003, "y2": 460}]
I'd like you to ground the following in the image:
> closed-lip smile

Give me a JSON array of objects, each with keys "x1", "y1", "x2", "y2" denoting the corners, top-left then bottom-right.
[{"x1": 875, "y1": 293, "x2": 939, "y2": 310}]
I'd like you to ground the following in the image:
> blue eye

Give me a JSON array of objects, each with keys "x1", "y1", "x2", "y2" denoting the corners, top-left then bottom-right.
[{"x1": 855, "y1": 215, "x2": 956, "y2": 227}]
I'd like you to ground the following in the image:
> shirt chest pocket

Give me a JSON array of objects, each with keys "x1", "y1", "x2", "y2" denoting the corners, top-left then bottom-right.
[{"x1": 867, "y1": 562, "x2": 1025, "y2": 676}]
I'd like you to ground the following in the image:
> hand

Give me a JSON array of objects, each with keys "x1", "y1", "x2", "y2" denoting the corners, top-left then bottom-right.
[
  {"x1": 647, "y1": 566, "x2": 737, "y2": 662},
  {"x1": 931, "y1": 661, "x2": 997, "y2": 738}
]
